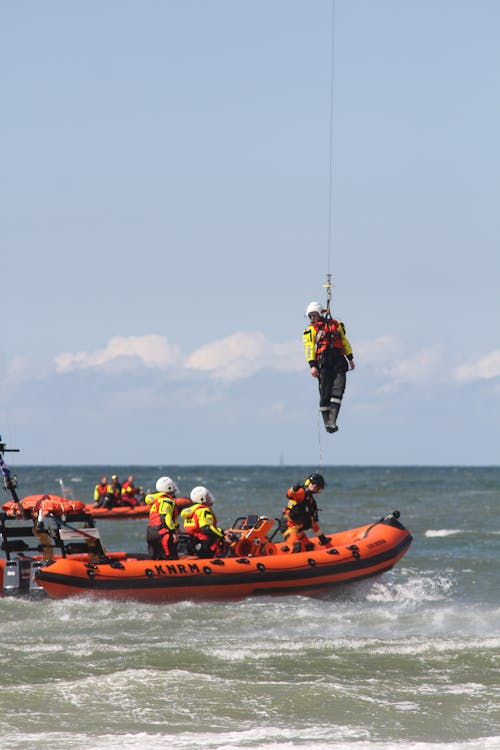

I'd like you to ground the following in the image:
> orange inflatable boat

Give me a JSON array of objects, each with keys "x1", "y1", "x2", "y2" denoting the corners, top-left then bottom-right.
[
  {"x1": 83, "y1": 496, "x2": 191, "y2": 520},
  {"x1": 83, "y1": 503, "x2": 150, "y2": 519},
  {"x1": 2, "y1": 494, "x2": 191, "y2": 521},
  {"x1": 34, "y1": 511, "x2": 412, "y2": 603}
]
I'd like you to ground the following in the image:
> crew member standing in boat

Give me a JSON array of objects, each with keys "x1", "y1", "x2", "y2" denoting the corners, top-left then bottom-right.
[
  {"x1": 282, "y1": 473, "x2": 330, "y2": 553},
  {"x1": 303, "y1": 301, "x2": 355, "y2": 433},
  {"x1": 181, "y1": 486, "x2": 225, "y2": 558},
  {"x1": 145, "y1": 476, "x2": 180, "y2": 559}
]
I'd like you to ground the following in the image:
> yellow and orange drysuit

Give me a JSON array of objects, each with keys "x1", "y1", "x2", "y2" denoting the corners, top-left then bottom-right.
[
  {"x1": 303, "y1": 315, "x2": 354, "y2": 432},
  {"x1": 145, "y1": 491, "x2": 179, "y2": 559},
  {"x1": 181, "y1": 503, "x2": 224, "y2": 558}
]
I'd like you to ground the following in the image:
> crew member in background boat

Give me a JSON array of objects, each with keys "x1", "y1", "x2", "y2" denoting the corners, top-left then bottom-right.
[
  {"x1": 145, "y1": 476, "x2": 180, "y2": 559},
  {"x1": 282, "y1": 473, "x2": 330, "y2": 553},
  {"x1": 103, "y1": 474, "x2": 122, "y2": 508},
  {"x1": 93, "y1": 476, "x2": 108, "y2": 508},
  {"x1": 303, "y1": 301, "x2": 355, "y2": 433},
  {"x1": 181, "y1": 486, "x2": 225, "y2": 558},
  {"x1": 120, "y1": 475, "x2": 143, "y2": 507}
]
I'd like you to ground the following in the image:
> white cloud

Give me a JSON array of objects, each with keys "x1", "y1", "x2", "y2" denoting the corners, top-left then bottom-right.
[
  {"x1": 388, "y1": 348, "x2": 446, "y2": 386},
  {"x1": 0, "y1": 356, "x2": 49, "y2": 393},
  {"x1": 2, "y1": 356, "x2": 32, "y2": 384},
  {"x1": 51, "y1": 331, "x2": 303, "y2": 384},
  {"x1": 453, "y1": 350, "x2": 500, "y2": 383},
  {"x1": 357, "y1": 336, "x2": 446, "y2": 387},
  {"x1": 356, "y1": 335, "x2": 404, "y2": 367},
  {"x1": 360, "y1": 341, "x2": 500, "y2": 390},
  {"x1": 54, "y1": 335, "x2": 182, "y2": 374},
  {"x1": 186, "y1": 332, "x2": 303, "y2": 383},
  {"x1": 12, "y1": 332, "x2": 500, "y2": 399}
]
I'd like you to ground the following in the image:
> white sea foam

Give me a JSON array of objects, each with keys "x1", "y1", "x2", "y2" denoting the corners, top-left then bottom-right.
[
  {"x1": 425, "y1": 529, "x2": 463, "y2": 537},
  {"x1": 366, "y1": 572, "x2": 455, "y2": 603},
  {"x1": 1, "y1": 729, "x2": 500, "y2": 750},
  {"x1": 289, "y1": 632, "x2": 500, "y2": 655}
]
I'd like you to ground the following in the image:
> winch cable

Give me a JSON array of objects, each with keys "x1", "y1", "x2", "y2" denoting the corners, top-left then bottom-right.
[
  {"x1": 316, "y1": 0, "x2": 336, "y2": 462},
  {"x1": 317, "y1": 414, "x2": 325, "y2": 468},
  {"x1": 325, "y1": 0, "x2": 336, "y2": 317}
]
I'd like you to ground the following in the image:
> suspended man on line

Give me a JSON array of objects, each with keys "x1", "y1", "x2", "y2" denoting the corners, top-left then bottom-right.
[{"x1": 303, "y1": 301, "x2": 355, "y2": 433}]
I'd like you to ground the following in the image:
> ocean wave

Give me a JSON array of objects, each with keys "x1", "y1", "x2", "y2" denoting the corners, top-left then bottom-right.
[
  {"x1": 1, "y1": 729, "x2": 500, "y2": 750},
  {"x1": 366, "y1": 571, "x2": 455, "y2": 602}
]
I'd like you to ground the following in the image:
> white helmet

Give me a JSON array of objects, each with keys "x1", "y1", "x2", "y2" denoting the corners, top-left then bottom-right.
[
  {"x1": 190, "y1": 485, "x2": 214, "y2": 505},
  {"x1": 156, "y1": 476, "x2": 179, "y2": 495},
  {"x1": 306, "y1": 301, "x2": 324, "y2": 317}
]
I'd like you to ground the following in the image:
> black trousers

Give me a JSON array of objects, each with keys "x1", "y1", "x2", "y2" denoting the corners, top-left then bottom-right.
[
  {"x1": 187, "y1": 535, "x2": 219, "y2": 559},
  {"x1": 146, "y1": 525, "x2": 178, "y2": 560},
  {"x1": 318, "y1": 352, "x2": 347, "y2": 409}
]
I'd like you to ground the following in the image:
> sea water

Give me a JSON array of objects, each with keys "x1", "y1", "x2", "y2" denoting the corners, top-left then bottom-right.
[{"x1": 0, "y1": 465, "x2": 498, "y2": 750}]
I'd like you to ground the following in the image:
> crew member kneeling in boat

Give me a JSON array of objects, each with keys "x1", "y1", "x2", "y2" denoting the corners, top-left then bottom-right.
[
  {"x1": 120, "y1": 475, "x2": 142, "y2": 508},
  {"x1": 93, "y1": 476, "x2": 108, "y2": 507},
  {"x1": 181, "y1": 486, "x2": 225, "y2": 558},
  {"x1": 282, "y1": 473, "x2": 331, "y2": 553},
  {"x1": 103, "y1": 474, "x2": 122, "y2": 509},
  {"x1": 145, "y1": 476, "x2": 180, "y2": 560}
]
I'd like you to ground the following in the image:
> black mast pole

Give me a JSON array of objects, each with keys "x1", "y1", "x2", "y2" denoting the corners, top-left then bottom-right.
[{"x1": 0, "y1": 436, "x2": 20, "y2": 504}]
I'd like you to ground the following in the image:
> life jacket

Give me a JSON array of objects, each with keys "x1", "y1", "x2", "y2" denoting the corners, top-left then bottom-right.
[
  {"x1": 314, "y1": 319, "x2": 346, "y2": 358},
  {"x1": 146, "y1": 492, "x2": 178, "y2": 531},
  {"x1": 35, "y1": 498, "x2": 87, "y2": 516},
  {"x1": 284, "y1": 485, "x2": 319, "y2": 532},
  {"x1": 94, "y1": 482, "x2": 107, "y2": 501},
  {"x1": 107, "y1": 482, "x2": 122, "y2": 499},
  {"x1": 3, "y1": 495, "x2": 85, "y2": 518},
  {"x1": 121, "y1": 481, "x2": 137, "y2": 498},
  {"x1": 181, "y1": 503, "x2": 220, "y2": 540}
]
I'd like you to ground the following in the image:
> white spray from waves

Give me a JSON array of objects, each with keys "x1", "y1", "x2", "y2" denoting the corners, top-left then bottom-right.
[
  {"x1": 2, "y1": 729, "x2": 500, "y2": 750},
  {"x1": 366, "y1": 570, "x2": 455, "y2": 602}
]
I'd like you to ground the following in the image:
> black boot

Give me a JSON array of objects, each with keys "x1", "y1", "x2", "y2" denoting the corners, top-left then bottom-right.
[
  {"x1": 321, "y1": 408, "x2": 330, "y2": 431},
  {"x1": 326, "y1": 400, "x2": 341, "y2": 433}
]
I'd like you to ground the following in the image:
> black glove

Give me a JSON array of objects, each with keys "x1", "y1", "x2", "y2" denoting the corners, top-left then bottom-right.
[{"x1": 318, "y1": 534, "x2": 330, "y2": 546}]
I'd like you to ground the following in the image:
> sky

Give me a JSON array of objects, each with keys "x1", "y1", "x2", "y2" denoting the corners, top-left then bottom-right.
[{"x1": 1, "y1": 0, "x2": 499, "y2": 466}]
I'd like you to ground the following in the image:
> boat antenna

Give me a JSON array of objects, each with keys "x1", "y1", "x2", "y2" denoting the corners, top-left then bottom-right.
[
  {"x1": 325, "y1": 0, "x2": 336, "y2": 317},
  {"x1": 0, "y1": 435, "x2": 21, "y2": 504}
]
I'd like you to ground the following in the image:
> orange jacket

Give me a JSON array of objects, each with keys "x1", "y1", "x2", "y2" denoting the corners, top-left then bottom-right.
[
  {"x1": 145, "y1": 492, "x2": 178, "y2": 531},
  {"x1": 284, "y1": 485, "x2": 320, "y2": 533},
  {"x1": 181, "y1": 503, "x2": 224, "y2": 540}
]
